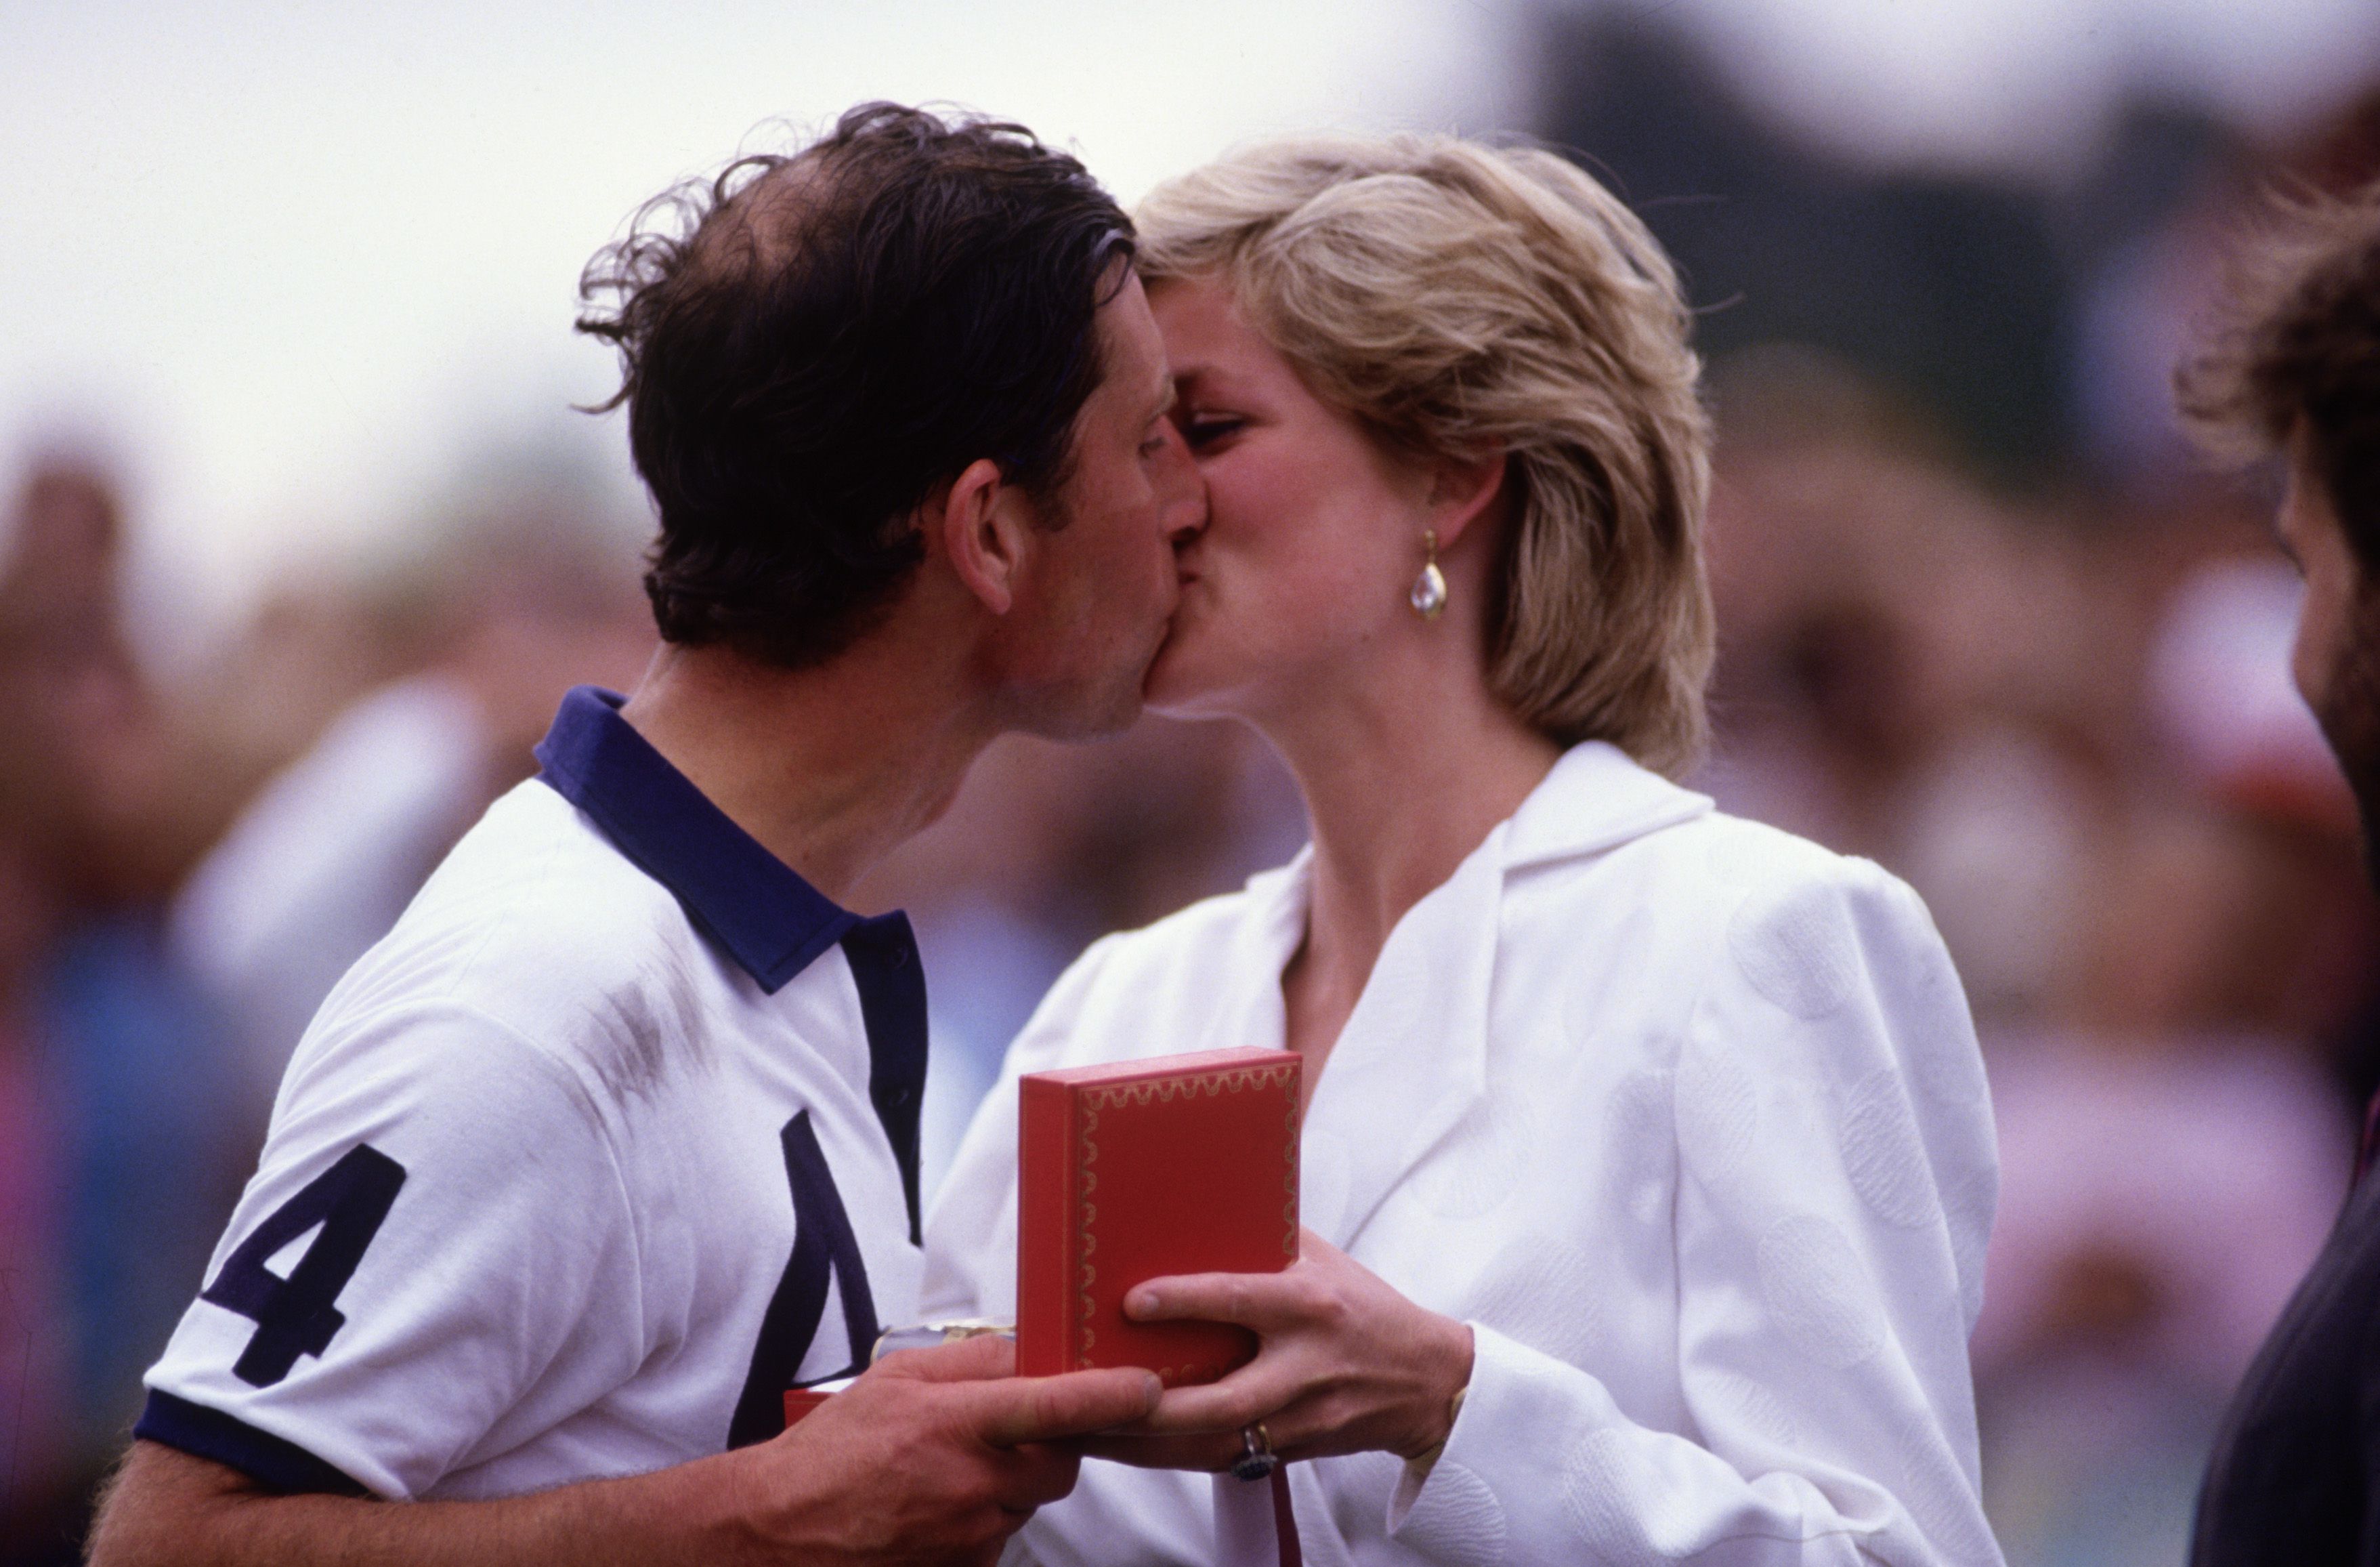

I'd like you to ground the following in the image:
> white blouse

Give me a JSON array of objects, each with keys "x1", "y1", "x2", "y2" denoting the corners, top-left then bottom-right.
[{"x1": 923, "y1": 741, "x2": 2004, "y2": 1567}]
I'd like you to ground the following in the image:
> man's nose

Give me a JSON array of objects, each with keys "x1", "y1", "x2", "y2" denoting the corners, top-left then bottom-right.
[{"x1": 1155, "y1": 424, "x2": 1207, "y2": 545}]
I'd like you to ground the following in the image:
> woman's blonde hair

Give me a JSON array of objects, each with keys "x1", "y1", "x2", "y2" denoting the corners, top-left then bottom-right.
[{"x1": 1135, "y1": 133, "x2": 1715, "y2": 777}]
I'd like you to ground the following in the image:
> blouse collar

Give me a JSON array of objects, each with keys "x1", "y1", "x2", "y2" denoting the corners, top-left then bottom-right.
[{"x1": 1227, "y1": 740, "x2": 1712, "y2": 1245}]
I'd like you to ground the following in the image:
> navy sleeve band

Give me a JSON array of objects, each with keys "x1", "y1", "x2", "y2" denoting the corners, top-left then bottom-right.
[{"x1": 133, "y1": 1390, "x2": 371, "y2": 1497}]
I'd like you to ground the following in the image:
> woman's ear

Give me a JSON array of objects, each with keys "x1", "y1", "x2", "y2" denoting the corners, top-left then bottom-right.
[
  {"x1": 1428, "y1": 445, "x2": 1510, "y2": 550},
  {"x1": 931, "y1": 457, "x2": 1032, "y2": 616}
]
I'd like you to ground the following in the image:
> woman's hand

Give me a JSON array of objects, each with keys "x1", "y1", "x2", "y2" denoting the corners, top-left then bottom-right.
[{"x1": 1082, "y1": 1229, "x2": 1474, "y2": 1471}]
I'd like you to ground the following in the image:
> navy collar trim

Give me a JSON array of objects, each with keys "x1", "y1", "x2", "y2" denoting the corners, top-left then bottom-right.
[{"x1": 534, "y1": 686, "x2": 857, "y2": 993}]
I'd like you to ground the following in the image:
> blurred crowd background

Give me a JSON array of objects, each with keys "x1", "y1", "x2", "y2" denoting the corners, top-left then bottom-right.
[{"x1": 7, "y1": 3, "x2": 2380, "y2": 1562}]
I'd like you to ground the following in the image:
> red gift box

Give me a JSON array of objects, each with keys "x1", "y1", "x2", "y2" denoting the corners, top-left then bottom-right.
[{"x1": 1017, "y1": 1047, "x2": 1301, "y2": 1385}]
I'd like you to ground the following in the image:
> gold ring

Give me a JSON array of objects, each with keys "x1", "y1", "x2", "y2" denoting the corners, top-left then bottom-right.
[{"x1": 1231, "y1": 1421, "x2": 1279, "y2": 1481}]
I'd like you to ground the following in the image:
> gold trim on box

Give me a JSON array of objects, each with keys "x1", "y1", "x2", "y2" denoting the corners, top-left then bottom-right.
[{"x1": 1071, "y1": 1062, "x2": 1302, "y2": 1373}]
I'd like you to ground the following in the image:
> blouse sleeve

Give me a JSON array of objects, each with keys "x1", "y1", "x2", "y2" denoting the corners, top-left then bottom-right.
[{"x1": 1388, "y1": 857, "x2": 2004, "y2": 1566}]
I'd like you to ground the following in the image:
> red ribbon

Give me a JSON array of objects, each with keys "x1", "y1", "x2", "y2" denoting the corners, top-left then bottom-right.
[{"x1": 1271, "y1": 1468, "x2": 1302, "y2": 1567}]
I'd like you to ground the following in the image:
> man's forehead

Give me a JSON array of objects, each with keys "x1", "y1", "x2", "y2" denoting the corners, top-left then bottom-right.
[{"x1": 1092, "y1": 271, "x2": 1172, "y2": 411}]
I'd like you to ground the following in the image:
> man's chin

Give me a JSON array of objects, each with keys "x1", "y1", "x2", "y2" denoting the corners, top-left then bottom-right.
[
  {"x1": 1034, "y1": 688, "x2": 1144, "y2": 743},
  {"x1": 1141, "y1": 629, "x2": 1209, "y2": 713},
  {"x1": 1013, "y1": 657, "x2": 1152, "y2": 743}
]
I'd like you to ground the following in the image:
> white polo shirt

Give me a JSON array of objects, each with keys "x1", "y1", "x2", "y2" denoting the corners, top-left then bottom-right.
[{"x1": 138, "y1": 686, "x2": 929, "y2": 1500}]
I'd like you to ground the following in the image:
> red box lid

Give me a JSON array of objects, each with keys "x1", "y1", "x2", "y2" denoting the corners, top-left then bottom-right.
[{"x1": 1017, "y1": 1047, "x2": 1300, "y2": 1385}]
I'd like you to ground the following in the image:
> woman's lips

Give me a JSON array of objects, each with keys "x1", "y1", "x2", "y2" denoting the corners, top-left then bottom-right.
[{"x1": 1154, "y1": 576, "x2": 1200, "y2": 646}]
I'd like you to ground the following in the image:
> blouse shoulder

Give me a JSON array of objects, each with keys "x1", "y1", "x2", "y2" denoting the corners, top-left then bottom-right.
[
  {"x1": 1069, "y1": 866, "x2": 1283, "y2": 988},
  {"x1": 998, "y1": 858, "x2": 1304, "y2": 1077},
  {"x1": 1524, "y1": 808, "x2": 1974, "y2": 1113},
  {"x1": 1513, "y1": 806, "x2": 1940, "y2": 968},
  {"x1": 1632, "y1": 811, "x2": 1945, "y2": 955}
]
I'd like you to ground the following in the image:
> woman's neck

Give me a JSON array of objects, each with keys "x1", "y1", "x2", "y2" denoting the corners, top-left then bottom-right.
[{"x1": 1260, "y1": 648, "x2": 1560, "y2": 1089}]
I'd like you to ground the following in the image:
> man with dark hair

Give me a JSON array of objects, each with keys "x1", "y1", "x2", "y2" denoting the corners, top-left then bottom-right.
[
  {"x1": 2178, "y1": 181, "x2": 2380, "y2": 1565},
  {"x1": 88, "y1": 102, "x2": 1203, "y2": 1565}
]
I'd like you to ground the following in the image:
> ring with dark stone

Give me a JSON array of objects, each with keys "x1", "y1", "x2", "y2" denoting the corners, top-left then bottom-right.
[{"x1": 1231, "y1": 1422, "x2": 1280, "y2": 1482}]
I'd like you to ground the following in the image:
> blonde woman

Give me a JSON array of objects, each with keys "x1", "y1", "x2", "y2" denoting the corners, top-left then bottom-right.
[{"x1": 924, "y1": 133, "x2": 2003, "y2": 1567}]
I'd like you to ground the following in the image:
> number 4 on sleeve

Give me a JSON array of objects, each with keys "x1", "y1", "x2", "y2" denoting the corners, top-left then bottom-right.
[{"x1": 200, "y1": 1145, "x2": 408, "y2": 1387}]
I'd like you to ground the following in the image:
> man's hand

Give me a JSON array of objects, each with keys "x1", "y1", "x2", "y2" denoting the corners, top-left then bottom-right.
[
  {"x1": 1082, "y1": 1230, "x2": 1473, "y2": 1473},
  {"x1": 88, "y1": 1337, "x2": 1158, "y2": 1567},
  {"x1": 729, "y1": 1333, "x2": 1162, "y2": 1564}
]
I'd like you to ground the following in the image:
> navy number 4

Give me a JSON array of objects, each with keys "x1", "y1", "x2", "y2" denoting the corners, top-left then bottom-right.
[
  {"x1": 727, "y1": 1111, "x2": 878, "y2": 1447},
  {"x1": 200, "y1": 1145, "x2": 407, "y2": 1387}
]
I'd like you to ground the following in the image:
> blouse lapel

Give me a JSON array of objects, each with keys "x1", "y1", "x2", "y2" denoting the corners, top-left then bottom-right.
[
  {"x1": 1300, "y1": 745, "x2": 1713, "y2": 1250},
  {"x1": 1299, "y1": 821, "x2": 1508, "y2": 1247}
]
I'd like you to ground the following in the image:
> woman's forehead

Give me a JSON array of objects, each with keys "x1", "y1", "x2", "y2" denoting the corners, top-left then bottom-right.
[{"x1": 1153, "y1": 286, "x2": 1298, "y2": 392}]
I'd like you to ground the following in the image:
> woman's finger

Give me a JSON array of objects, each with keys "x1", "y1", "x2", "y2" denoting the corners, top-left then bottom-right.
[
  {"x1": 1134, "y1": 1360, "x2": 1307, "y2": 1435},
  {"x1": 1125, "y1": 1266, "x2": 1316, "y2": 1331}
]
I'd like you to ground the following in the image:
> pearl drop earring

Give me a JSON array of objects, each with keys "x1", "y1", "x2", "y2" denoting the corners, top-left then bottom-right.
[{"x1": 1409, "y1": 529, "x2": 1447, "y2": 619}]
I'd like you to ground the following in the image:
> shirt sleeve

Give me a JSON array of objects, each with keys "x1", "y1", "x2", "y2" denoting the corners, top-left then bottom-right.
[
  {"x1": 139, "y1": 1002, "x2": 641, "y2": 1500},
  {"x1": 1389, "y1": 858, "x2": 2005, "y2": 1566}
]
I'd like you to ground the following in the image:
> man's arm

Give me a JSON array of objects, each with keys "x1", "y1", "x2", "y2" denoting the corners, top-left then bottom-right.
[{"x1": 89, "y1": 1337, "x2": 1159, "y2": 1567}]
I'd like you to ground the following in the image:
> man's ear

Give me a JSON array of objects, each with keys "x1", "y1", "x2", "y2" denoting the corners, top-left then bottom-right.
[
  {"x1": 1428, "y1": 445, "x2": 1510, "y2": 551},
  {"x1": 931, "y1": 457, "x2": 1034, "y2": 616}
]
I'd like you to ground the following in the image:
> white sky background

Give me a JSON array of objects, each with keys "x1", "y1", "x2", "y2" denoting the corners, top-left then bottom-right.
[{"x1": 1, "y1": 0, "x2": 2375, "y2": 661}]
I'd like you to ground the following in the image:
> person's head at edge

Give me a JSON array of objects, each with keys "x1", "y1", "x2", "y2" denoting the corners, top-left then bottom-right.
[
  {"x1": 1130, "y1": 133, "x2": 1714, "y2": 787},
  {"x1": 2179, "y1": 182, "x2": 2380, "y2": 885},
  {"x1": 574, "y1": 104, "x2": 1206, "y2": 890}
]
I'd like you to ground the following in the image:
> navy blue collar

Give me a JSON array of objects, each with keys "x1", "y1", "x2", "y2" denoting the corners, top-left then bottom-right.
[
  {"x1": 533, "y1": 686, "x2": 856, "y2": 993},
  {"x1": 534, "y1": 685, "x2": 931, "y2": 1244}
]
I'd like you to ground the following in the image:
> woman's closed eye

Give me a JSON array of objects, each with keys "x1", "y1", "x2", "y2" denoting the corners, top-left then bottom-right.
[{"x1": 1181, "y1": 415, "x2": 1247, "y2": 453}]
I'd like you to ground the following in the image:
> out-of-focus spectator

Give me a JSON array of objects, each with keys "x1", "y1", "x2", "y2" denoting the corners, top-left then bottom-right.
[
  {"x1": 1701, "y1": 351, "x2": 2124, "y2": 1020},
  {"x1": 0, "y1": 833, "x2": 68, "y2": 1549},
  {"x1": 169, "y1": 501, "x2": 654, "y2": 1110},
  {"x1": 1972, "y1": 783, "x2": 2356, "y2": 1564},
  {"x1": 2167, "y1": 135, "x2": 2380, "y2": 1562},
  {"x1": 0, "y1": 458, "x2": 246, "y2": 1560}
]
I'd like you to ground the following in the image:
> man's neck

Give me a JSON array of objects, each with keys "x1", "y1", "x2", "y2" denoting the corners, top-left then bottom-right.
[{"x1": 618, "y1": 636, "x2": 997, "y2": 906}]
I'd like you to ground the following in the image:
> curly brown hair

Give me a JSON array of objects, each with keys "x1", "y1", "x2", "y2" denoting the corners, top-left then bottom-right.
[
  {"x1": 576, "y1": 103, "x2": 1133, "y2": 669},
  {"x1": 2176, "y1": 182, "x2": 2380, "y2": 569}
]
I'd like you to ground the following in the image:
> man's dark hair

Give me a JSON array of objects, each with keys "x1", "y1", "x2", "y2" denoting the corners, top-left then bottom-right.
[
  {"x1": 578, "y1": 102, "x2": 1135, "y2": 667},
  {"x1": 2177, "y1": 181, "x2": 2380, "y2": 569}
]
